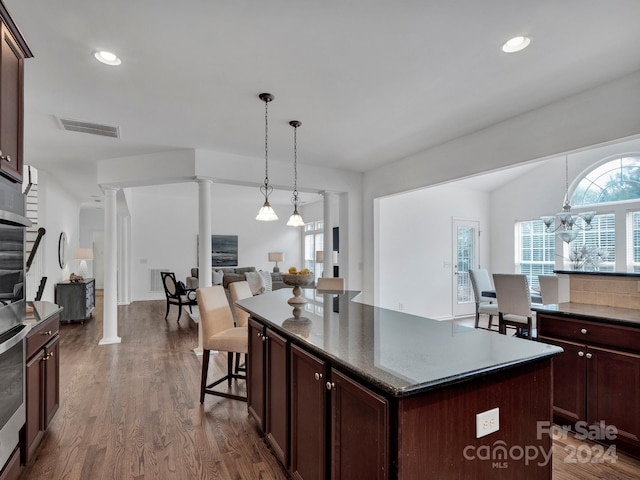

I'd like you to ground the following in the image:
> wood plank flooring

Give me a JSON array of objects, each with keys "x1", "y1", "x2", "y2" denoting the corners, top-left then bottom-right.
[{"x1": 19, "y1": 294, "x2": 640, "y2": 479}]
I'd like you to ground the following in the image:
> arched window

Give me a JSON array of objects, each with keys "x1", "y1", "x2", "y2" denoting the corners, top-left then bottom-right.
[{"x1": 571, "y1": 156, "x2": 640, "y2": 206}]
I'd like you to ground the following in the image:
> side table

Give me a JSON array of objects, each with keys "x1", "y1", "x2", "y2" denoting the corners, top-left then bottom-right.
[{"x1": 55, "y1": 278, "x2": 96, "y2": 323}]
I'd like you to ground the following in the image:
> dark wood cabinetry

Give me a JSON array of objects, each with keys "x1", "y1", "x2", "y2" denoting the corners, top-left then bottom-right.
[
  {"x1": 23, "y1": 312, "x2": 60, "y2": 464},
  {"x1": 55, "y1": 278, "x2": 95, "y2": 323},
  {"x1": 252, "y1": 323, "x2": 389, "y2": 480},
  {"x1": 290, "y1": 345, "x2": 326, "y2": 480},
  {"x1": 0, "y1": 3, "x2": 31, "y2": 183},
  {"x1": 538, "y1": 312, "x2": 640, "y2": 458}
]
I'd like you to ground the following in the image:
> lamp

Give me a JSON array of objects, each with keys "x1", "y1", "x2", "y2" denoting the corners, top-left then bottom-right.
[
  {"x1": 540, "y1": 156, "x2": 596, "y2": 243},
  {"x1": 74, "y1": 247, "x2": 93, "y2": 277},
  {"x1": 256, "y1": 93, "x2": 278, "y2": 221},
  {"x1": 269, "y1": 252, "x2": 284, "y2": 272},
  {"x1": 286, "y1": 120, "x2": 305, "y2": 227}
]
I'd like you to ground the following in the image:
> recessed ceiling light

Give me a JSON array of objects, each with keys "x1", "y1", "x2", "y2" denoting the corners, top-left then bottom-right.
[
  {"x1": 93, "y1": 50, "x2": 122, "y2": 66},
  {"x1": 501, "y1": 36, "x2": 531, "y2": 53}
]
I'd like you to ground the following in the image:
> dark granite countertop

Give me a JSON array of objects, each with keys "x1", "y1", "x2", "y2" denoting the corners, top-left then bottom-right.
[
  {"x1": 533, "y1": 302, "x2": 640, "y2": 328},
  {"x1": 23, "y1": 301, "x2": 63, "y2": 330},
  {"x1": 237, "y1": 289, "x2": 562, "y2": 397}
]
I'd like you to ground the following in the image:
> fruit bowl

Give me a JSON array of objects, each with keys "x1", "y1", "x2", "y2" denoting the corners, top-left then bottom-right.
[
  {"x1": 281, "y1": 273, "x2": 314, "y2": 286},
  {"x1": 281, "y1": 273, "x2": 314, "y2": 304}
]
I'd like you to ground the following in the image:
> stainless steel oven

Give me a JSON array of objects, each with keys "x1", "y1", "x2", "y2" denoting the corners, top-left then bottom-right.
[
  {"x1": 0, "y1": 323, "x2": 27, "y2": 468},
  {"x1": 0, "y1": 177, "x2": 31, "y2": 469}
]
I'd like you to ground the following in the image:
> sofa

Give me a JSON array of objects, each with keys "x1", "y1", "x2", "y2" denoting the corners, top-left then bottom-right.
[{"x1": 186, "y1": 267, "x2": 286, "y2": 292}]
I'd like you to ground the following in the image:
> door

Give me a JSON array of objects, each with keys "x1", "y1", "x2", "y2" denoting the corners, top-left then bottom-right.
[
  {"x1": 330, "y1": 368, "x2": 388, "y2": 480},
  {"x1": 290, "y1": 344, "x2": 326, "y2": 480},
  {"x1": 452, "y1": 219, "x2": 479, "y2": 317}
]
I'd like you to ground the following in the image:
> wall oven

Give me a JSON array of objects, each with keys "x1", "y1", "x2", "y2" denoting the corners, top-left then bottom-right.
[{"x1": 0, "y1": 177, "x2": 31, "y2": 469}]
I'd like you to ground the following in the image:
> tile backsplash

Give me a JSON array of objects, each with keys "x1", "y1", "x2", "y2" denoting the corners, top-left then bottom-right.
[{"x1": 570, "y1": 275, "x2": 640, "y2": 309}]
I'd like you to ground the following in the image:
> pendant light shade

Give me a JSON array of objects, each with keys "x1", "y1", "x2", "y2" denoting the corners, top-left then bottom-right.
[
  {"x1": 287, "y1": 120, "x2": 305, "y2": 227},
  {"x1": 256, "y1": 93, "x2": 278, "y2": 221}
]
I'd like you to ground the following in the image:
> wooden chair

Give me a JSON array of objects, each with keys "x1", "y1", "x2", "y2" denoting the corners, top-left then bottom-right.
[
  {"x1": 492, "y1": 273, "x2": 534, "y2": 339},
  {"x1": 197, "y1": 285, "x2": 248, "y2": 403},
  {"x1": 160, "y1": 271, "x2": 197, "y2": 322},
  {"x1": 316, "y1": 277, "x2": 345, "y2": 293},
  {"x1": 468, "y1": 268, "x2": 499, "y2": 329}
]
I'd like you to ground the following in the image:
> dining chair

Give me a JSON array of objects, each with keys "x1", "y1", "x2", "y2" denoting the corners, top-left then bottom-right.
[
  {"x1": 197, "y1": 285, "x2": 248, "y2": 403},
  {"x1": 538, "y1": 275, "x2": 570, "y2": 304},
  {"x1": 468, "y1": 268, "x2": 499, "y2": 329},
  {"x1": 316, "y1": 277, "x2": 345, "y2": 293},
  {"x1": 492, "y1": 273, "x2": 534, "y2": 339},
  {"x1": 160, "y1": 271, "x2": 197, "y2": 322}
]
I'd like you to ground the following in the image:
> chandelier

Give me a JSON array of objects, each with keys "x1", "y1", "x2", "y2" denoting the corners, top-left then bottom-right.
[
  {"x1": 256, "y1": 93, "x2": 278, "y2": 221},
  {"x1": 540, "y1": 156, "x2": 596, "y2": 243},
  {"x1": 286, "y1": 120, "x2": 305, "y2": 227}
]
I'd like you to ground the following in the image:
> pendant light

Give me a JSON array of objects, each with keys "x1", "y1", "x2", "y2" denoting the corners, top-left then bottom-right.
[
  {"x1": 540, "y1": 155, "x2": 596, "y2": 243},
  {"x1": 286, "y1": 120, "x2": 305, "y2": 227},
  {"x1": 256, "y1": 93, "x2": 278, "y2": 221}
]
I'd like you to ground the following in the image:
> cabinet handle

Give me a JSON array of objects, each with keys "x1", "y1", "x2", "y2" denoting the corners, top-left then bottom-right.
[
  {"x1": 326, "y1": 381, "x2": 335, "y2": 391},
  {"x1": 1, "y1": 154, "x2": 12, "y2": 162},
  {"x1": 578, "y1": 351, "x2": 585, "y2": 357},
  {"x1": 40, "y1": 330, "x2": 52, "y2": 336},
  {"x1": 262, "y1": 335, "x2": 267, "y2": 342},
  {"x1": 314, "y1": 372, "x2": 323, "y2": 381},
  {"x1": 580, "y1": 328, "x2": 588, "y2": 334},
  {"x1": 586, "y1": 353, "x2": 593, "y2": 359}
]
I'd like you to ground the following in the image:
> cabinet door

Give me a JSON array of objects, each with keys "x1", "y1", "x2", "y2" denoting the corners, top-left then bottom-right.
[
  {"x1": 290, "y1": 344, "x2": 326, "y2": 480},
  {"x1": 587, "y1": 345, "x2": 640, "y2": 454},
  {"x1": 0, "y1": 23, "x2": 24, "y2": 182},
  {"x1": 330, "y1": 369, "x2": 389, "y2": 480},
  {"x1": 24, "y1": 349, "x2": 45, "y2": 464},
  {"x1": 44, "y1": 335, "x2": 60, "y2": 428},
  {"x1": 247, "y1": 318, "x2": 265, "y2": 432},
  {"x1": 265, "y1": 328, "x2": 289, "y2": 467},
  {"x1": 539, "y1": 335, "x2": 586, "y2": 425}
]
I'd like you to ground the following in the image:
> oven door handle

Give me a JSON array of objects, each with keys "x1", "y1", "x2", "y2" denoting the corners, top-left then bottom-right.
[{"x1": 0, "y1": 324, "x2": 28, "y2": 354}]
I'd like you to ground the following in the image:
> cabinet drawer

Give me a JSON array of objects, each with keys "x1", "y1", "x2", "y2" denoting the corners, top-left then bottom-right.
[
  {"x1": 26, "y1": 314, "x2": 59, "y2": 359},
  {"x1": 537, "y1": 313, "x2": 640, "y2": 353}
]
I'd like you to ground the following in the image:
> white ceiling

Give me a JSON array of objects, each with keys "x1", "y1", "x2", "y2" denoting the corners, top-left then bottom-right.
[{"x1": 6, "y1": 0, "x2": 640, "y2": 204}]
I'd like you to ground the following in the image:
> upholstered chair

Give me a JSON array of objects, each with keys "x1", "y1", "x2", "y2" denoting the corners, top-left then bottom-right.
[
  {"x1": 492, "y1": 273, "x2": 534, "y2": 339},
  {"x1": 468, "y1": 268, "x2": 499, "y2": 329},
  {"x1": 197, "y1": 286, "x2": 248, "y2": 402}
]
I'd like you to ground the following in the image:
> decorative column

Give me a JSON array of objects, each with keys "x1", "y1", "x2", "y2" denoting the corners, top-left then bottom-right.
[
  {"x1": 322, "y1": 191, "x2": 335, "y2": 277},
  {"x1": 195, "y1": 177, "x2": 213, "y2": 355},
  {"x1": 99, "y1": 186, "x2": 121, "y2": 345}
]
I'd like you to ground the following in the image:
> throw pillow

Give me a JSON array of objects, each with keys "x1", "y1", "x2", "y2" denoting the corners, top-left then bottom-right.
[
  {"x1": 258, "y1": 270, "x2": 272, "y2": 292},
  {"x1": 244, "y1": 271, "x2": 265, "y2": 295},
  {"x1": 212, "y1": 269, "x2": 224, "y2": 285}
]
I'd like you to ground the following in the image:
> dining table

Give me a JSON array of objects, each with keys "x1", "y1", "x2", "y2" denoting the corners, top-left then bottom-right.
[{"x1": 481, "y1": 289, "x2": 543, "y2": 305}]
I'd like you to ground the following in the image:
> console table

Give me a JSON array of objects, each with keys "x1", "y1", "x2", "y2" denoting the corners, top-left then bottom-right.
[{"x1": 55, "y1": 278, "x2": 95, "y2": 323}]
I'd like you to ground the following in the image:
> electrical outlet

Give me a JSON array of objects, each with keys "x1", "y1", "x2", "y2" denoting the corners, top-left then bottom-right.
[{"x1": 476, "y1": 407, "x2": 499, "y2": 438}]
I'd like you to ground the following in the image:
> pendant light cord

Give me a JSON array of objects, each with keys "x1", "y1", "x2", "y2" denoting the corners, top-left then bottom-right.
[{"x1": 264, "y1": 99, "x2": 269, "y2": 188}]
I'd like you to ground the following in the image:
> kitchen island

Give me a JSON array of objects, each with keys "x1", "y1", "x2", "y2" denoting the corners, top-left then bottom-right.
[{"x1": 237, "y1": 289, "x2": 562, "y2": 480}]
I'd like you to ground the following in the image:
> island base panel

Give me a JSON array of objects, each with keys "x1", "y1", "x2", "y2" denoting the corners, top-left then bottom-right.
[{"x1": 397, "y1": 360, "x2": 553, "y2": 480}]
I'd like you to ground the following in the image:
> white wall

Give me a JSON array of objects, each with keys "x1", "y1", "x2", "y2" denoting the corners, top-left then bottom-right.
[
  {"x1": 362, "y1": 71, "x2": 640, "y2": 303},
  {"x1": 377, "y1": 184, "x2": 490, "y2": 319},
  {"x1": 130, "y1": 182, "x2": 309, "y2": 301},
  {"x1": 38, "y1": 171, "x2": 81, "y2": 302}
]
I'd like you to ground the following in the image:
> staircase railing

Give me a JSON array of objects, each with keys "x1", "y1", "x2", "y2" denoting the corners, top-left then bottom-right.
[{"x1": 26, "y1": 227, "x2": 46, "y2": 272}]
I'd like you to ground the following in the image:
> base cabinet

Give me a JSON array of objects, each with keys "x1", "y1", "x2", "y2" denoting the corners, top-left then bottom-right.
[
  {"x1": 538, "y1": 312, "x2": 640, "y2": 457},
  {"x1": 23, "y1": 313, "x2": 60, "y2": 464}
]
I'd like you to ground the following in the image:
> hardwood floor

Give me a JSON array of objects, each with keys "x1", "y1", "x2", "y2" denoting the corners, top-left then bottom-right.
[{"x1": 19, "y1": 296, "x2": 640, "y2": 479}]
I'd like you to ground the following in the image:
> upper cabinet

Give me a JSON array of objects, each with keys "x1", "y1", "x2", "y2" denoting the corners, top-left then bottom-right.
[{"x1": 0, "y1": 2, "x2": 32, "y2": 184}]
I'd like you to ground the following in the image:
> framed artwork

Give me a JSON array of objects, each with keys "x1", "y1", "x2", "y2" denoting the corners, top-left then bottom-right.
[{"x1": 211, "y1": 235, "x2": 238, "y2": 267}]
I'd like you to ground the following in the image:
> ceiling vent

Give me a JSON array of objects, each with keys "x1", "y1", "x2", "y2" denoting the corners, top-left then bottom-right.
[{"x1": 56, "y1": 117, "x2": 120, "y2": 138}]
